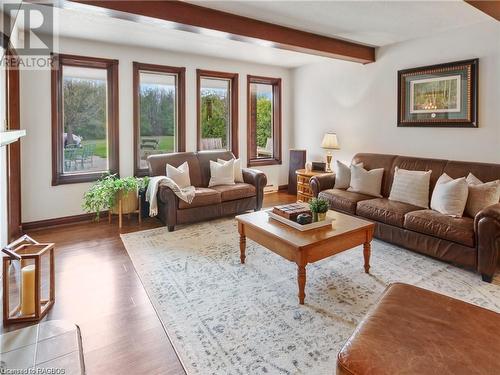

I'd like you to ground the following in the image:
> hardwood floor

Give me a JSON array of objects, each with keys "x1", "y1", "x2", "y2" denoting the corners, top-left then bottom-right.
[{"x1": 2, "y1": 192, "x2": 295, "y2": 374}]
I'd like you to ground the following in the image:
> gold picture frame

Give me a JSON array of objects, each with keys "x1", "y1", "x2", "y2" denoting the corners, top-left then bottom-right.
[{"x1": 397, "y1": 59, "x2": 478, "y2": 128}]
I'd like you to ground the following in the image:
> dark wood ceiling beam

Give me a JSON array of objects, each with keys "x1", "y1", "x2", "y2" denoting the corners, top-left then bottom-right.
[
  {"x1": 465, "y1": 0, "x2": 500, "y2": 21},
  {"x1": 62, "y1": 0, "x2": 375, "y2": 64}
]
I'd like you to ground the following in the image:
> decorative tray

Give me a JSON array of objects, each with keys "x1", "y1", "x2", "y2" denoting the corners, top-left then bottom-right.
[{"x1": 267, "y1": 210, "x2": 334, "y2": 231}]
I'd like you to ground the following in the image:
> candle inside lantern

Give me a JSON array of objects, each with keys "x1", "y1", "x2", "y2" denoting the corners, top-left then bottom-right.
[{"x1": 21, "y1": 265, "x2": 36, "y2": 316}]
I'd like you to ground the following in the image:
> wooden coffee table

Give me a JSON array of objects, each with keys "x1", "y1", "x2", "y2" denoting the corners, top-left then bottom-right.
[{"x1": 236, "y1": 210, "x2": 375, "y2": 304}]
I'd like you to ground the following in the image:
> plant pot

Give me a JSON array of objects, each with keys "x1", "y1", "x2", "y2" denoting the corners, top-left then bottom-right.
[
  {"x1": 312, "y1": 212, "x2": 318, "y2": 222},
  {"x1": 318, "y1": 212, "x2": 327, "y2": 221},
  {"x1": 111, "y1": 190, "x2": 138, "y2": 215}
]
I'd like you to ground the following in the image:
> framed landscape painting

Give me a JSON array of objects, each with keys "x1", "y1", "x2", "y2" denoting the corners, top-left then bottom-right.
[{"x1": 397, "y1": 59, "x2": 478, "y2": 127}]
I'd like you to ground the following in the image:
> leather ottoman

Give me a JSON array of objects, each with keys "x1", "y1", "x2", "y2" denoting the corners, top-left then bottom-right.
[{"x1": 337, "y1": 283, "x2": 500, "y2": 375}]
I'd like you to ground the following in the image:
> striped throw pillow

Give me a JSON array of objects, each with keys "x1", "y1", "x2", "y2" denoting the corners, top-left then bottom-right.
[{"x1": 389, "y1": 167, "x2": 432, "y2": 208}]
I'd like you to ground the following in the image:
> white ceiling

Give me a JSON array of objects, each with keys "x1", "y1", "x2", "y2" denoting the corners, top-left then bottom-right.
[
  {"x1": 33, "y1": 1, "x2": 492, "y2": 68},
  {"x1": 190, "y1": 0, "x2": 490, "y2": 46}
]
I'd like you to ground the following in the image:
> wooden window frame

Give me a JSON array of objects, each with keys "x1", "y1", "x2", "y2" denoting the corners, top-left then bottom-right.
[
  {"x1": 247, "y1": 75, "x2": 282, "y2": 167},
  {"x1": 6, "y1": 46, "x2": 22, "y2": 240},
  {"x1": 133, "y1": 62, "x2": 186, "y2": 177},
  {"x1": 196, "y1": 69, "x2": 239, "y2": 157},
  {"x1": 51, "y1": 53, "x2": 119, "y2": 185}
]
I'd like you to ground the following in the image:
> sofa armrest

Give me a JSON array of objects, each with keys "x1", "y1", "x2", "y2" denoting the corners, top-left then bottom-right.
[
  {"x1": 474, "y1": 203, "x2": 500, "y2": 282},
  {"x1": 157, "y1": 182, "x2": 179, "y2": 229},
  {"x1": 243, "y1": 168, "x2": 267, "y2": 210},
  {"x1": 310, "y1": 174, "x2": 336, "y2": 197}
]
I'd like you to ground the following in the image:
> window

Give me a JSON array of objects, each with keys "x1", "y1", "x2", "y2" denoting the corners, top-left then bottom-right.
[
  {"x1": 247, "y1": 75, "x2": 281, "y2": 166},
  {"x1": 51, "y1": 54, "x2": 119, "y2": 185},
  {"x1": 197, "y1": 69, "x2": 238, "y2": 156},
  {"x1": 133, "y1": 62, "x2": 186, "y2": 176}
]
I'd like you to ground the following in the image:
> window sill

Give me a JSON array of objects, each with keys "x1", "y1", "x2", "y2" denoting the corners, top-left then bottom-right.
[
  {"x1": 52, "y1": 171, "x2": 115, "y2": 186},
  {"x1": 247, "y1": 158, "x2": 282, "y2": 167}
]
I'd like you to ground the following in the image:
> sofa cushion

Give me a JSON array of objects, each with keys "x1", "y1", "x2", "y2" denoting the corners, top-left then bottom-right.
[
  {"x1": 166, "y1": 161, "x2": 191, "y2": 188},
  {"x1": 209, "y1": 159, "x2": 235, "y2": 187},
  {"x1": 388, "y1": 167, "x2": 432, "y2": 208},
  {"x1": 351, "y1": 153, "x2": 397, "y2": 197},
  {"x1": 218, "y1": 158, "x2": 244, "y2": 182},
  {"x1": 334, "y1": 161, "x2": 363, "y2": 189},
  {"x1": 211, "y1": 183, "x2": 256, "y2": 202},
  {"x1": 430, "y1": 173, "x2": 468, "y2": 218},
  {"x1": 178, "y1": 187, "x2": 221, "y2": 209},
  {"x1": 465, "y1": 173, "x2": 500, "y2": 217},
  {"x1": 197, "y1": 150, "x2": 235, "y2": 187},
  {"x1": 348, "y1": 165, "x2": 384, "y2": 197},
  {"x1": 357, "y1": 198, "x2": 422, "y2": 227},
  {"x1": 404, "y1": 209, "x2": 475, "y2": 247},
  {"x1": 318, "y1": 188, "x2": 373, "y2": 214},
  {"x1": 148, "y1": 152, "x2": 202, "y2": 186}
]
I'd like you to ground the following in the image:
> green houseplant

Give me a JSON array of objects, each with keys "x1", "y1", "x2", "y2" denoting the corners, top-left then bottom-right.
[
  {"x1": 309, "y1": 197, "x2": 329, "y2": 222},
  {"x1": 82, "y1": 174, "x2": 149, "y2": 220}
]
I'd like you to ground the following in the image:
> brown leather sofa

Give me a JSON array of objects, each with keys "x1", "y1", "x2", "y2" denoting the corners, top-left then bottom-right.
[
  {"x1": 148, "y1": 151, "x2": 267, "y2": 231},
  {"x1": 310, "y1": 153, "x2": 500, "y2": 282}
]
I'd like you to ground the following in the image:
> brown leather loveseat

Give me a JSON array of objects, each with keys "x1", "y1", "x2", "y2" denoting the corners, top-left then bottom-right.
[
  {"x1": 310, "y1": 153, "x2": 500, "y2": 282},
  {"x1": 148, "y1": 151, "x2": 267, "y2": 231}
]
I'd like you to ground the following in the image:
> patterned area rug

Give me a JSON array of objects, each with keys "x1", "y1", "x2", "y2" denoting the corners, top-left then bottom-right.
[{"x1": 121, "y1": 218, "x2": 500, "y2": 375}]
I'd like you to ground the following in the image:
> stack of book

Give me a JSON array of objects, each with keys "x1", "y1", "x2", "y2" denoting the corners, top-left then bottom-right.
[{"x1": 272, "y1": 203, "x2": 311, "y2": 222}]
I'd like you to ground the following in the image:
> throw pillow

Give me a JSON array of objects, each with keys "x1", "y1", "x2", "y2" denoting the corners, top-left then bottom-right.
[
  {"x1": 464, "y1": 173, "x2": 500, "y2": 217},
  {"x1": 347, "y1": 164, "x2": 384, "y2": 197},
  {"x1": 209, "y1": 159, "x2": 235, "y2": 187},
  {"x1": 430, "y1": 173, "x2": 469, "y2": 217},
  {"x1": 217, "y1": 158, "x2": 244, "y2": 183},
  {"x1": 389, "y1": 167, "x2": 432, "y2": 208},
  {"x1": 334, "y1": 161, "x2": 363, "y2": 189},
  {"x1": 166, "y1": 161, "x2": 191, "y2": 189}
]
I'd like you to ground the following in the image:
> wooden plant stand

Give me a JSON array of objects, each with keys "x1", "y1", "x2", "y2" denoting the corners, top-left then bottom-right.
[{"x1": 108, "y1": 197, "x2": 142, "y2": 229}]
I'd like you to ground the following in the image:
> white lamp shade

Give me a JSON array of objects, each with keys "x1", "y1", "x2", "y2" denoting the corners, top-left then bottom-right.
[{"x1": 321, "y1": 133, "x2": 340, "y2": 150}]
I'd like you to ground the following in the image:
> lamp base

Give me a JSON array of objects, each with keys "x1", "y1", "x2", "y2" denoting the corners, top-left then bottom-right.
[{"x1": 325, "y1": 153, "x2": 333, "y2": 172}]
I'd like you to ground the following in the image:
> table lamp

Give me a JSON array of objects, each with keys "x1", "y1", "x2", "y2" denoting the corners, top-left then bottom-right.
[{"x1": 321, "y1": 133, "x2": 340, "y2": 172}]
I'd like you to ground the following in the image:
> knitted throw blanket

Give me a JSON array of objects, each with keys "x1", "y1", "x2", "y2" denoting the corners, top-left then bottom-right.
[{"x1": 146, "y1": 176, "x2": 196, "y2": 217}]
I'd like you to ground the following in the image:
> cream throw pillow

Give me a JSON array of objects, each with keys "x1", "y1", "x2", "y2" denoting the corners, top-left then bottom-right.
[
  {"x1": 166, "y1": 161, "x2": 191, "y2": 189},
  {"x1": 347, "y1": 164, "x2": 384, "y2": 197},
  {"x1": 465, "y1": 173, "x2": 500, "y2": 217},
  {"x1": 334, "y1": 161, "x2": 363, "y2": 189},
  {"x1": 430, "y1": 173, "x2": 468, "y2": 217},
  {"x1": 209, "y1": 159, "x2": 235, "y2": 187},
  {"x1": 217, "y1": 158, "x2": 244, "y2": 183},
  {"x1": 389, "y1": 167, "x2": 432, "y2": 208}
]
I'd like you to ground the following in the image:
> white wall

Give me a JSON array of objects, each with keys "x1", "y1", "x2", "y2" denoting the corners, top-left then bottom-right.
[
  {"x1": 293, "y1": 21, "x2": 500, "y2": 166},
  {"x1": 21, "y1": 37, "x2": 292, "y2": 222}
]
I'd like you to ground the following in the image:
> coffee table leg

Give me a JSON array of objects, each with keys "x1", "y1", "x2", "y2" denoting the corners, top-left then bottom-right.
[
  {"x1": 363, "y1": 242, "x2": 371, "y2": 274},
  {"x1": 297, "y1": 264, "x2": 306, "y2": 304},
  {"x1": 240, "y1": 234, "x2": 246, "y2": 264}
]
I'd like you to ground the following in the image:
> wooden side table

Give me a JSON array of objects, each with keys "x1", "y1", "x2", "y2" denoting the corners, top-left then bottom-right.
[{"x1": 295, "y1": 169, "x2": 332, "y2": 203}]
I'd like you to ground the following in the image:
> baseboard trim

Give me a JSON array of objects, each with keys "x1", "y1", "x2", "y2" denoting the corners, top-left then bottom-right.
[
  {"x1": 278, "y1": 184, "x2": 289, "y2": 191},
  {"x1": 22, "y1": 212, "x2": 106, "y2": 231}
]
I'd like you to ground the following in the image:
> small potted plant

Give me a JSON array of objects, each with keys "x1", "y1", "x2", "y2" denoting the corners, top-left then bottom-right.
[
  {"x1": 82, "y1": 174, "x2": 147, "y2": 221},
  {"x1": 309, "y1": 197, "x2": 329, "y2": 222}
]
